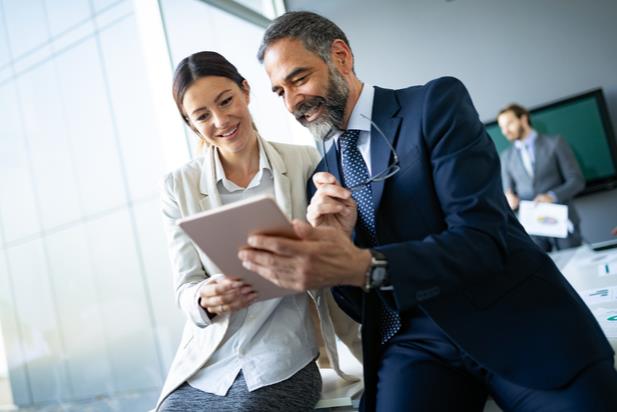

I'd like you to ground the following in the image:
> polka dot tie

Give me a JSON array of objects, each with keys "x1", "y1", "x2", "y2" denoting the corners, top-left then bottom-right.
[{"x1": 339, "y1": 130, "x2": 401, "y2": 344}]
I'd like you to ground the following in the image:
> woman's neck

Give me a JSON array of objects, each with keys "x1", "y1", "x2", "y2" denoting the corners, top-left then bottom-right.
[{"x1": 219, "y1": 135, "x2": 260, "y2": 188}]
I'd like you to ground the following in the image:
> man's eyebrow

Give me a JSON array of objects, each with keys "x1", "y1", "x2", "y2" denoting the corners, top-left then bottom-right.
[{"x1": 271, "y1": 67, "x2": 309, "y2": 93}]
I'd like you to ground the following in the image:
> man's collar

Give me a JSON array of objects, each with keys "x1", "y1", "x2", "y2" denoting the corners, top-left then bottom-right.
[
  {"x1": 514, "y1": 129, "x2": 538, "y2": 149},
  {"x1": 347, "y1": 83, "x2": 374, "y2": 131},
  {"x1": 333, "y1": 84, "x2": 374, "y2": 144}
]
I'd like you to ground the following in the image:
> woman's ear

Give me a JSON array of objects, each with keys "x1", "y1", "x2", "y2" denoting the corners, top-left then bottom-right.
[{"x1": 241, "y1": 80, "x2": 251, "y2": 104}]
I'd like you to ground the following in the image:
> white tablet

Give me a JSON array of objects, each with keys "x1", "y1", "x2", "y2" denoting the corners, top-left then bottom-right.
[{"x1": 177, "y1": 195, "x2": 299, "y2": 301}]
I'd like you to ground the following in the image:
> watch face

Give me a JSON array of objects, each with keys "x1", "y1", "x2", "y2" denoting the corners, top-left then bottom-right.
[{"x1": 371, "y1": 267, "x2": 387, "y2": 286}]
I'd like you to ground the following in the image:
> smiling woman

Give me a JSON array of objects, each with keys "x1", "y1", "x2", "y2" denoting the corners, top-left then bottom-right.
[{"x1": 154, "y1": 51, "x2": 362, "y2": 411}]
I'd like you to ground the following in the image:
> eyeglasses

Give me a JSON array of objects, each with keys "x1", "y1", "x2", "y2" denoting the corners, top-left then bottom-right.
[{"x1": 322, "y1": 114, "x2": 400, "y2": 192}]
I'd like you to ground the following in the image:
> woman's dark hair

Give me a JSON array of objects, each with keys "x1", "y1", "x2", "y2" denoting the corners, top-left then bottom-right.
[{"x1": 172, "y1": 51, "x2": 246, "y2": 127}]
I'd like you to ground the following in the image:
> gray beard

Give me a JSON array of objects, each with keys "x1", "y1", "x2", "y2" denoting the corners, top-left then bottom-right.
[
  {"x1": 298, "y1": 67, "x2": 349, "y2": 141},
  {"x1": 306, "y1": 121, "x2": 336, "y2": 142}
]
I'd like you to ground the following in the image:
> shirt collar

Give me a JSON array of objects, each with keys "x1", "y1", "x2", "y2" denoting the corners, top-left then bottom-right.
[
  {"x1": 346, "y1": 83, "x2": 374, "y2": 132},
  {"x1": 514, "y1": 129, "x2": 537, "y2": 150},
  {"x1": 213, "y1": 139, "x2": 271, "y2": 191},
  {"x1": 333, "y1": 84, "x2": 374, "y2": 144}
]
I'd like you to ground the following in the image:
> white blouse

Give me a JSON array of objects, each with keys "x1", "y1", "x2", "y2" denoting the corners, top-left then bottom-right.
[{"x1": 187, "y1": 142, "x2": 318, "y2": 396}]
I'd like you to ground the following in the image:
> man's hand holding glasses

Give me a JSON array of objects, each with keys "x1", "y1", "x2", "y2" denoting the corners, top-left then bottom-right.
[{"x1": 306, "y1": 172, "x2": 358, "y2": 237}]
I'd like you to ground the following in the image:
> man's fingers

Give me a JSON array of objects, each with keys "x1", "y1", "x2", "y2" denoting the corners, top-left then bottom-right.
[
  {"x1": 241, "y1": 259, "x2": 281, "y2": 285},
  {"x1": 292, "y1": 219, "x2": 321, "y2": 240},
  {"x1": 245, "y1": 233, "x2": 303, "y2": 256},
  {"x1": 239, "y1": 246, "x2": 299, "y2": 271},
  {"x1": 241, "y1": 257, "x2": 308, "y2": 291},
  {"x1": 312, "y1": 172, "x2": 338, "y2": 188},
  {"x1": 313, "y1": 183, "x2": 351, "y2": 201},
  {"x1": 307, "y1": 201, "x2": 344, "y2": 221}
]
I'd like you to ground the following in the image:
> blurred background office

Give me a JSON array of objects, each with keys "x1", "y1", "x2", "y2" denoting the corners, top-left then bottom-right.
[{"x1": 0, "y1": 0, "x2": 616, "y2": 410}]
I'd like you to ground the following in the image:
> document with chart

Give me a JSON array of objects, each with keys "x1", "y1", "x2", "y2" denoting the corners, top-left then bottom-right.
[{"x1": 518, "y1": 201, "x2": 568, "y2": 238}]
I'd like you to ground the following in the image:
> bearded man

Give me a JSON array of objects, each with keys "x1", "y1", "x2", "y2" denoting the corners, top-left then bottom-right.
[{"x1": 238, "y1": 11, "x2": 617, "y2": 412}]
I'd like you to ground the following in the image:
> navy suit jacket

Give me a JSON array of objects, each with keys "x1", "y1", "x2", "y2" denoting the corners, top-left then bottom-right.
[{"x1": 308, "y1": 77, "x2": 612, "y2": 410}]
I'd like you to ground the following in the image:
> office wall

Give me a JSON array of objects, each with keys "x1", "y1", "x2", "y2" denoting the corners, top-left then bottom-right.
[
  {"x1": 287, "y1": 0, "x2": 617, "y2": 242},
  {"x1": 0, "y1": 0, "x2": 184, "y2": 408}
]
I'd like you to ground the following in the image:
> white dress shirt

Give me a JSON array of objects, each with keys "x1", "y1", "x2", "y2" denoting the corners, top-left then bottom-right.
[
  {"x1": 332, "y1": 84, "x2": 375, "y2": 174},
  {"x1": 514, "y1": 130, "x2": 538, "y2": 177},
  {"x1": 187, "y1": 141, "x2": 318, "y2": 396}
]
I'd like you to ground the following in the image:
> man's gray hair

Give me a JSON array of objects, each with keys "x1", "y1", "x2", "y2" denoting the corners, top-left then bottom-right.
[{"x1": 257, "y1": 11, "x2": 353, "y2": 65}]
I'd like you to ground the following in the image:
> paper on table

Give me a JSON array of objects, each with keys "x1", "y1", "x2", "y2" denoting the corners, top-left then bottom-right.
[
  {"x1": 518, "y1": 200, "x2": 568, "y2": 238},
  {"x1": 578, "y1": 286, "x2": 617, "y2": 307}
]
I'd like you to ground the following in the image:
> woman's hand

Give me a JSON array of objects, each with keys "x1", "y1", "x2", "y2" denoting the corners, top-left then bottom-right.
[{"x1": 198, "y1": 274, "x2": 257, "y2": 316}]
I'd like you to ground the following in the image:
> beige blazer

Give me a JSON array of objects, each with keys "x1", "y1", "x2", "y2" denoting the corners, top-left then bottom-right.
[{"x1": 155, "y1": 137, "x2": 362, "y2": 410}]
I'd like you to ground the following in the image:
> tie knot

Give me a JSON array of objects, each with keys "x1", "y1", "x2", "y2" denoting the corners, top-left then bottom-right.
[{"x1": 339, "y1": 129, "x2": 361, "y2": 152}]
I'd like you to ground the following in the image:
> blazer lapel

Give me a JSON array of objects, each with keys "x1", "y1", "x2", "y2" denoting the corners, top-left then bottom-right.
[
  {"x1": 532, "y1": 134, "x2": 548, "y2": 179},
  {"x1": 198, "y1": 145, "x2": 222, "y2": 210},
  {"x1": 370, "y1": 87, "x2": 401, "y2": 209},
  {"x1": 261, "y1": 137, "x2": 293, "y2": 219},
  {"x1": 324, "y1": 141, "x2": 343, "y2": 185}
]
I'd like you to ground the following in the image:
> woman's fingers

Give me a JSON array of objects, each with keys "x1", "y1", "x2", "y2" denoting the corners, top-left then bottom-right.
[{"x1": 199, "y1": 279, "x2": 257, "y2": 314}]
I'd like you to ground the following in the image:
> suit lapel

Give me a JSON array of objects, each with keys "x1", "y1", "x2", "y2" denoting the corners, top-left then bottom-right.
[
  {"x1": 370, "y1": 87, "x2": 401, "y2": 209},
  {"x1": 198, "y1": 145, "x2": 222, "y2": 210},
  {"x1": 532, "y1": 134, "x2": 547, "y2": 179},
  {"x1": 324, "y1": 141, "x2": 343, "y2": 185},
  {"x1": 261, "y1": 137, "x2": 293, "y2": 219}
]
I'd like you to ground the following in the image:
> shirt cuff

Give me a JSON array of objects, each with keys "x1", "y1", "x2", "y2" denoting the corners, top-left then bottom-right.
[
  {"x1": 179, "y1": 278, "x2": 218, "y2": 328},
  {"x1": 547, "y1": 191, "x2": 558, "y2": 202}
]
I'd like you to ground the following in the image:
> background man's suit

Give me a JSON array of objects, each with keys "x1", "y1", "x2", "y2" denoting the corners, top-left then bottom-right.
[
  {"x1": 309, "y1": 77, "x2": 612, "y2": 410},
  {"x1": 500, "y1": 134, "x2": 585, "y2": 250}
]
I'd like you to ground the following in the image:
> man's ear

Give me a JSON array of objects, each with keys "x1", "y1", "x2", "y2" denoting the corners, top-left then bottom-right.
[{"x1": 330, "y1": 39, "x2": 353, "y2": 74}]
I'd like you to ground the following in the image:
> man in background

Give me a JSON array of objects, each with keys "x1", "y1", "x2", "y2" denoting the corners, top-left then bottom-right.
[{"x1": 498, "y1": 103, "x2": 585, "y2": 251}]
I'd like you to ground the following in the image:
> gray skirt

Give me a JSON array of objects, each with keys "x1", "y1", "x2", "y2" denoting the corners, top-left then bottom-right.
[{"x1": 159, "y1": 361, "x2": 322, "y2": 411}]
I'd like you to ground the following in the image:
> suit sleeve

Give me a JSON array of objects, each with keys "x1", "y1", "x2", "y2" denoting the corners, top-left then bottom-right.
[
  {"x1": 549, "y1": 136, "x2": 585, "y2": 202},
  {"x1": 379, "y1": 77, "x2": 510, "y2": 312},
  {"x1": 161, "y1": 173, "x2": 213, "y2": 328}
]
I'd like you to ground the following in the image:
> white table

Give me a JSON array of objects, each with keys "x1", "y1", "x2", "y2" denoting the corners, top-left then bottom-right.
[{"x1": 549, "y1": 244, "x2": 617, "y2": 358}]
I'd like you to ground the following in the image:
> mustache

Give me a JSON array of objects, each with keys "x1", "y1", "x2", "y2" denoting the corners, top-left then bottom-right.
[{"x1": 293, "y1": 97, "x2": 325, "y2": 123}]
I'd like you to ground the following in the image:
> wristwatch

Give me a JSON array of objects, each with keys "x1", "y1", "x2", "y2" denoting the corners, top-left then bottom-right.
[{"x1": 364, "y1": 249, "x2": 390, "y2": 291}]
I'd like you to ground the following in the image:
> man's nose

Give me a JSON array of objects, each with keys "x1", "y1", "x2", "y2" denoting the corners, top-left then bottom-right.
[{"x1": 284, "y1": 90, "x2": 302, "y2": 114}]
